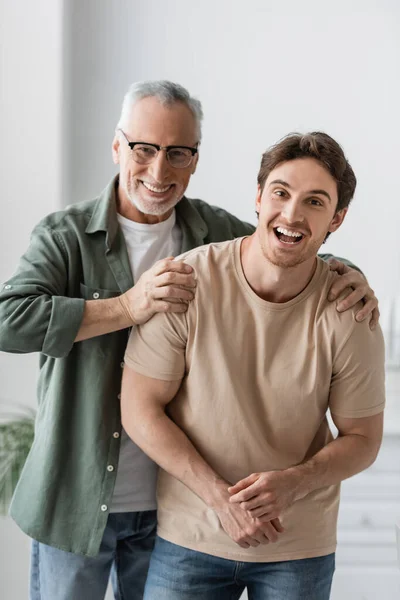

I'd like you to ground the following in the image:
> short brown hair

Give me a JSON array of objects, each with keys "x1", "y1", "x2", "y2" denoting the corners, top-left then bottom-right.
[{"x1": 257, "y1": 132, "x2": 356, "y2": 212}]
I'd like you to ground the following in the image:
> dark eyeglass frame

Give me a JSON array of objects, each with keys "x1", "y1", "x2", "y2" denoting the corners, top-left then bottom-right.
[{"x1": 118, "y1": 129, "x2": 198, "y2": 167}]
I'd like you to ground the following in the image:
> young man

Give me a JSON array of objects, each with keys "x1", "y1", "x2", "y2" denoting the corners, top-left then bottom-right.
[{"x1": 121, "y1": 132, "x2": 385, "y2": 600}]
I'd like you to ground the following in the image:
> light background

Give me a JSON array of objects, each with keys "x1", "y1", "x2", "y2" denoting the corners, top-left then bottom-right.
[{"x1": 0, "y1": 1, "x2": 399, "y2": 598}]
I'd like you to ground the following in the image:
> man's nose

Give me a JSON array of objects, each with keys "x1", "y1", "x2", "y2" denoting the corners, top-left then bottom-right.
[
  {"x1": 281, "y1": 199, "x2": 304, "y2": 223},
  {"x1": 148, "y1": 150, "x2": 170, "y2": 183}
]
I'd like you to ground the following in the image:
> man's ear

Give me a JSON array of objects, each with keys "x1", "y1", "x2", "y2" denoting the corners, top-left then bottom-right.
[
  {"x1": 328, "y1": 207, "x2": 348, "y2": 233},
  {"x1": 255, "y1": 184, "x2": 262, "y2": 215},
  {"x1": 112, "y1": 135, "x2": 120, "y2": 165},
  {"x1": 190, "y1": 152, "x2": 199, "y2": 175}
]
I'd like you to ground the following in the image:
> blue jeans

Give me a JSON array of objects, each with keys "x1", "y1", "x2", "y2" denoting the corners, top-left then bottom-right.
[
  {"x1": 144, "y1": 537, "x2": 335, "y2": 600},
  {"x1": 30, "y1": 510, "x2": 157, "y2": 600}
]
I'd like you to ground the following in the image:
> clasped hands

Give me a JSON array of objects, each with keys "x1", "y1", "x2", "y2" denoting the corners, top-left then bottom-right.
[{"x1": 216, "y1": 469, "x2": 298, "y2": 549}]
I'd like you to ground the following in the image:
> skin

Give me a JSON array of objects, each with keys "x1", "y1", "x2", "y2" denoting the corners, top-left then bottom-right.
[
  {"x1": 121, "y1": 158, "x2": 383, "y2": 548},
  {"x1": 75, "y1": 97, "x2": 378, "y2": 342}
]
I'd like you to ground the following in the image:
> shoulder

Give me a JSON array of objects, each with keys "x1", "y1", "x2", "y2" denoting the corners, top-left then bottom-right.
[
  {"x1": 316, "y1": 266, "x2": 384, "y2": 360},
  {"x1": 176, "y1": 238, "x2": 237, "y2": 269},
  {"x1": 317, "y1": 266, "x2": 359, "y2": 330},
  {"x1": 34, "y1": 198, "x2": 99, "y2": 235}
]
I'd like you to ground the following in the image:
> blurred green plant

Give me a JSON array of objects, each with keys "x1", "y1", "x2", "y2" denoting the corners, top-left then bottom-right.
[{"x1": 0, "y1": 405, "x2": 35, "y2": 516}]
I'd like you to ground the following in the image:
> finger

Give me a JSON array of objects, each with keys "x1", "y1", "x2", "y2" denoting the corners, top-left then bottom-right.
[
  {"x1": 229, "y1": 487, "x2": 258, "y2": 503},
  {"x1": 271, "y1": 518, "x2": 284, "y2": 533},
  {"x1": 327, "y1": 259, "x2": 348, "y2": 276},
  {"x1": 237, "y1": 540, "x2": 251, "y2": 549},
  {"x1": 155, "y1": 286, "x2": 195, "y2": 302},
  {"x1": 259, "y1": 535, "x2": 271, "y2": 545},
  {"x1": 261, "y1": 522, "x2": 279, "y2": 543},
  {"x1": 153, "y1": 300, "x2": 188, "y2": 315},
  {"x1": 240, "y1": 495, "x2": 266, "y2": 511},
  {"x1": 228, "y1": 473, "x2": 259, "y2": 495},
  {"x1": 328, "y1": 275, "x2": 367, "y2": 302},
  {"x1": 247, "y1": 505, "x2": 269, "y2": 518},
  {"x1": 153, "y1": 258, "x2": 193, "y2": 276},
  {"x1": 258, "y1": 511, "x2": 281, "y2": 524},
  {"x1": 354, "y1": 297, "x2": 379, "y2": 322},
  {"x1": 243, "y1": 537, "x2": 260, "y2": 548},
  {"x1": 368, "y1": 307, "x2": 380, "y2": 330},
  {"x1": 156, "y1": 271, "x2": 197, "y2": 289},
  {"x1": 251, "y1": 530, "x2": 270, "y2": 545},
  {"x1": 336, "y1": 288, "x2": 366, "y2": 312}
]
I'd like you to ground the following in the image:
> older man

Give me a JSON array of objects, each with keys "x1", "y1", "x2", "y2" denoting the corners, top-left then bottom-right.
[
  {"x1": 0, "y1": 82, "x2": 377, "y2": 600},
  {"x1": 121, "y1": 132, "x2": 385, "y2": 600}
]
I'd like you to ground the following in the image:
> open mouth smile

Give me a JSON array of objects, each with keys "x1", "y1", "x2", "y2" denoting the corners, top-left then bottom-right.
[
  {"x1": 141, "y1": 181, "x2": 174, "y2": 194},
  {"x1": 273, "y1": 226, "x2": 305, "y2": 245}
]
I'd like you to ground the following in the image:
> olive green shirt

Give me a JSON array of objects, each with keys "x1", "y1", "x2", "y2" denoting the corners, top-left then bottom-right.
[{"x1": 0, "y1": 176, "x2": 354, "y2": 556}]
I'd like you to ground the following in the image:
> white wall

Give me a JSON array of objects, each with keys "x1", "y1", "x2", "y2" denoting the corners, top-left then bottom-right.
[
  {"x1": 66, "y1": 0, "x2": 400, "y2": 301},
  {"x1": 0, "y1": 1, "x2": 64, "y2": 598},
  {"x1": 1, "y1": 0, "x2": 399, "y2": 598},
  {"x1": 0, "y1": 0, "x2": 64, "y2": 409}
]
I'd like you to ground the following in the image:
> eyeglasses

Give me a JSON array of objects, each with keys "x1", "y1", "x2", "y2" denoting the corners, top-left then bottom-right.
[{"x1": 118, "y1": 129, "x2": 198, "y2": 169}]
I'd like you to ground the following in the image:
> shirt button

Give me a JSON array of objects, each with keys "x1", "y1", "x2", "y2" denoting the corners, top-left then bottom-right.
[
  {"x1": 117, "y1": 394, "x2": 121, "y2": 400},
  {"x1": 113, "y1": 432, "x2": 120, "y2": 439},
  {"x1": 4, "y1": 285, "x2": 11, "y2": 289},
  {"x1": 101, "y1": 504, "x2": 108, "y2": 512},
  {"x1": 120, "y1": 362, "x2": 124, "y2": 368},
  {"x1": 107, "y1": 465, "x2": 114, "y2": 472},
  {"x1": 93, "y1": 292, "x2": 100, "y2": 299}
]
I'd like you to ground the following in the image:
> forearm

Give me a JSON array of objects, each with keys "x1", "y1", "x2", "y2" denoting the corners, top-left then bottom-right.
[
  {"x1": 75, "y1": 296, "x2": 134, "y2": 342},
  {"x1": 288, "y1": 432, "x2": 380, "y2": 501},
  {"x1": 123, "y1": 406, "x2": 227, "y2": 508}
]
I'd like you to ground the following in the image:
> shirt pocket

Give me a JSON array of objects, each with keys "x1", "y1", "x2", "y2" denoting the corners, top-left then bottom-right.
[{"x1": 79, "y1": 283, "x2": 121, "y2": 300}]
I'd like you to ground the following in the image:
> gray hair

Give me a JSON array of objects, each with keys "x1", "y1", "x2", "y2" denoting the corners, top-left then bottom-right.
[{"x1": 116, "y1": 80, "x2": 203, "y2": 142}]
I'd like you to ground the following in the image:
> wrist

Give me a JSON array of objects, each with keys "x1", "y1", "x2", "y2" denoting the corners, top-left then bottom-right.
[
  {"x1": 201, "y1": 477, "x2": 230, "y2": 511},
  {"x1": 117, "y1": 293, "x2": 136, "y2": 327},
  {"x1": 283, "y1": 465, "x2": 310, "y2": 502}
]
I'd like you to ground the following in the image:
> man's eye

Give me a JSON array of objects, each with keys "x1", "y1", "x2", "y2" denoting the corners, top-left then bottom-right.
[
  {"x1": 274, "y1": 190, "x2": 286, "y2": 197},
  {"x1": 169, "y1": 149, "x2": 189, "y2": 159},
  {"x1": 139, "y1": 146, "x2": 155, "y2": 155},
  {"x1": 310, "y1": 198, "x2": 322, "y2": 206}
]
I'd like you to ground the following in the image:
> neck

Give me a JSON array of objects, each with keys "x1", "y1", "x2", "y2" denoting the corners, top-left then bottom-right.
[{"x1": 240, "y1": 234, "x2": 318, "y2": 303}]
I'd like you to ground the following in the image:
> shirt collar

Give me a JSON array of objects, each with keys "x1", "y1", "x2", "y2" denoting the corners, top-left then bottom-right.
[
  {"x1": 85, "y1": 175, "x2": 120, "y2": 250},
  {"x1": 85, "y1": 174, "x2": 209, "y2": 250}
]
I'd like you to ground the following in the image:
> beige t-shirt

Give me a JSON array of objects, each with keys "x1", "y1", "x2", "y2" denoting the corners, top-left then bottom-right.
[{"x1": 124, "y1": 238, "x2": 385, "y2": 562}]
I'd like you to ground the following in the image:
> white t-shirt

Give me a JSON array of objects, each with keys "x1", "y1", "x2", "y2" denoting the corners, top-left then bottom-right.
[{"x1": 110, "y1": 210, "x2": 182, "y2": 513}]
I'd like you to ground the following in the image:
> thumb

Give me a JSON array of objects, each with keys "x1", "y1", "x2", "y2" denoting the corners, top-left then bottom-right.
[{"x1": 228, "y1": 473, "x2": 259, "y2": 495}]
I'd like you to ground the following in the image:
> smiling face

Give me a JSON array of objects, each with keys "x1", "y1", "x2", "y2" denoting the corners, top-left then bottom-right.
[
  {"x1": 256, "y1": 158, "x2": 347, "y2": 269},
  {"x1": 112, "y1": 96, "x2": 199, "y2": 222}
]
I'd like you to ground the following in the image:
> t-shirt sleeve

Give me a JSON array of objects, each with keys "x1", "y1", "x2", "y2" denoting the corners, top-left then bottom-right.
[
  {"x1": 124, "y1": 311, "x2": 188, "y2": 381},
  {"x1": 329, "y1": 319, "x2": 385, "y2": 418}
]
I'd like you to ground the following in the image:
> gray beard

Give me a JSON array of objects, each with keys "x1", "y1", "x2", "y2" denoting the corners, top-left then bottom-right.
[{"x1": 125, "y1": 185, "x2": 182, "y2": 217}]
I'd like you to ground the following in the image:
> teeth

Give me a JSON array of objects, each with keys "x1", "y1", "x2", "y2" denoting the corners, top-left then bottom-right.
[
  {"x1": 142, "y1": 182, "x2": 171, "y2": 193},
  {"x1": 276, "y1": 227, "x2": 303, "y2": 238}
]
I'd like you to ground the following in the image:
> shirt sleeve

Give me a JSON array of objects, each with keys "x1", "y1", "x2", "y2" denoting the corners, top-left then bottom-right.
[
  {"x1": 124, "y1": 311, "x2": 188, "y2": 381},
  {"x1": 0, "y1": 224, "x2": 85, "y2": 358},
  {"x1": 329, "y1": 319, "x2": 385, "y2": 418}
]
